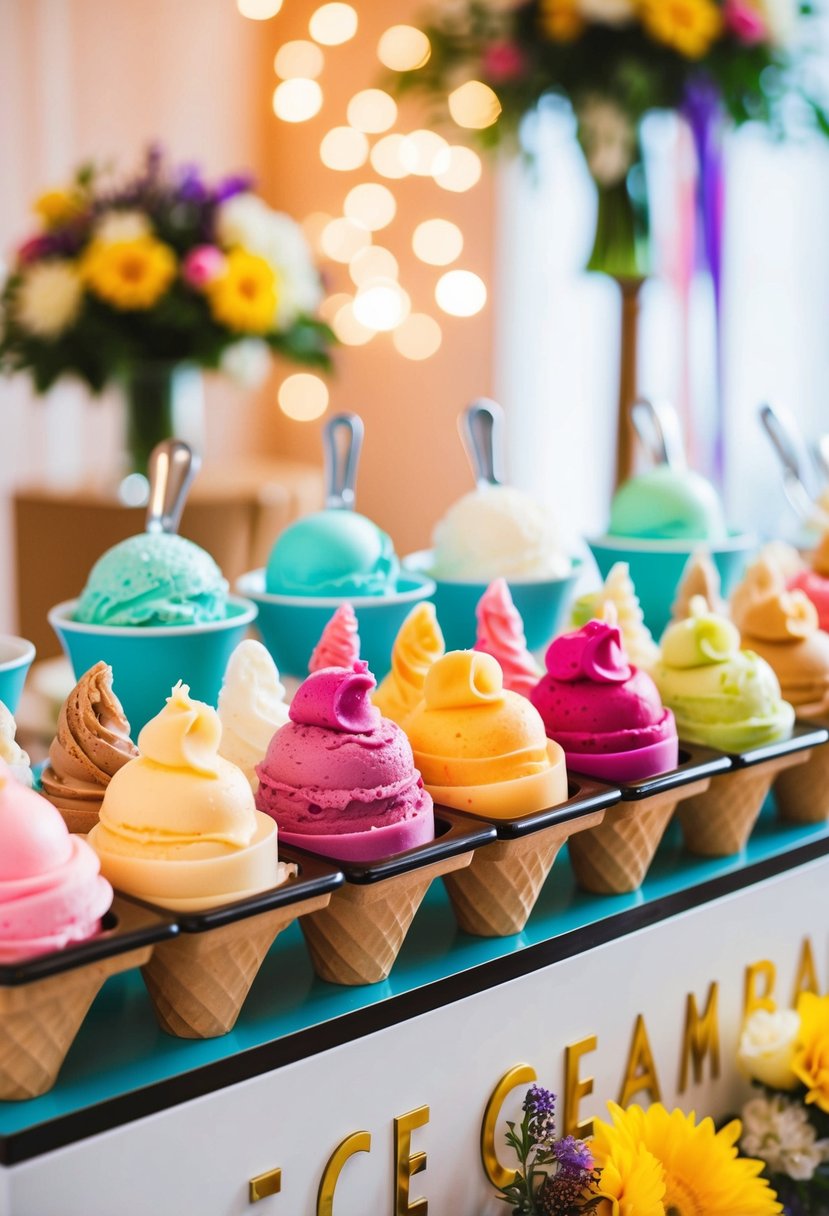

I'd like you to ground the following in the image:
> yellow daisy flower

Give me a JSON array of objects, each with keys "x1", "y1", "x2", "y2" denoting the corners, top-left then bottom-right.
[
  {"x1": 793, "y1": 991, "x2": 829, "y2": 1114},
  {"x1": 538, "y1": 0, "x2": 585, "y2": 41},
  {"x1": 639, "y1": 0, "x2": 723, "y2": 59},
  {"x1": 207, "y1": 249, "x2": 278, "y2": 335},
  {"x1": 33, "y1": 189, "x2": 83, "y2": 229},
  {"x1": 82, "y1": 236, "x2": 176, "y2": 310},
  {"x1": 591, "y1": 1103, "x2": 782, "y2": 1216}
]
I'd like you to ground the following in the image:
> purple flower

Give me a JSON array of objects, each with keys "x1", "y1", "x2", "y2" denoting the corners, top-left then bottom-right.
[
  {"x1": 213, "y1": 172, "x2": 255, "y2": 204},
  {"x1": 177, "y1": 165, "x2": 208, "y2": 203},
  {"x1": 524, "y1": 1085, "x2": 556, "y2": 1150},
  {"x1": 553, "y1": 1136, "x2": 594, "y2": 1175}
]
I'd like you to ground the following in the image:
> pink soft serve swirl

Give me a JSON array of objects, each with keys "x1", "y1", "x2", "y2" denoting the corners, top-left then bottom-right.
[
  {"x1": 545, "y1": 619, "x2": 632, "y2": 685},
  {"x1": 309, "y1": 603, "x2": 360, "y2": 673},
  {"x1": 474, "y1": 578, "x2": 539, "y2": 697},
  {"x1": 289, "y1": 661, "x2": 380, "y2": 733}
]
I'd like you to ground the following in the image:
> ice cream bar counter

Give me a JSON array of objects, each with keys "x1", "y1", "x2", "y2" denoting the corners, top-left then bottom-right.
[{"x1": 2, "y1": 793, "x2": 829, "y2": 1216}]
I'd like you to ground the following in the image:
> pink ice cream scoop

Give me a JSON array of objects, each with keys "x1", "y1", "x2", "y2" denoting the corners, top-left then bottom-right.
[
  {"x1": 790, "y1": 571, "x2": 829, "y2": 633},
  {"x1": 0, "y1": 760, "x2": 113, "y2": 963},
  {"x1": 256, "y1": 662, "x2": 434, "y2": 862},
  {"x1": 530, "y1": 619, "x2": 678, "y2": 782}
]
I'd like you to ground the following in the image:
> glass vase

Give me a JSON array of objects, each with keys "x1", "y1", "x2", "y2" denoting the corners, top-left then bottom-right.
[{"x1": 122, "y1": 363, "x2": 204, "y2": 476}]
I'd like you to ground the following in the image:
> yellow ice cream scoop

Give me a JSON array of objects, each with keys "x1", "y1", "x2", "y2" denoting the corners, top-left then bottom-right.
[
  {"x1": 406, "y1": 650, "x2": 567, "y2": 817},
  {"x1": 89, "y1": 682, "x2": 279, "y2": 910},
  {"x1": 374, "y1": 601, "x2": 444, "y2": 727}
]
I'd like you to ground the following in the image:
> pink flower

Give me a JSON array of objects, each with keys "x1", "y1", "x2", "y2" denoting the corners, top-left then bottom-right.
[
  {"x1": 481, "y1": 40, "x2": 526, "y2": 84},
  {"x1": 182, "y1": 245, "x2": 226, "y2": 288},
  {"x1": 725, "y1": 0, "x2": 768, "y2": 45},
  {"x1": 17, "y1": 235, "x2": 52, "y2": 265}
]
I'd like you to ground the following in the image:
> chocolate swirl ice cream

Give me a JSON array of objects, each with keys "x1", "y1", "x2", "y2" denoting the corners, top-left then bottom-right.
[{"x1": 41, "y1": 662, "x2": 138, "y2": 833}]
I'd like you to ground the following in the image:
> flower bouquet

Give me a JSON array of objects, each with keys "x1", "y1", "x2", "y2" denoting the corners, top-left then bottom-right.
[
  {"x1": 493, "y1": 1081, "x2": 782, "y2": 1213},
  {"x1": 0, "y1": 147, "x2": 332, "y2": 471},
  {"x1": 738, "y1": 995, "x2": 829, "y2": 1215}
]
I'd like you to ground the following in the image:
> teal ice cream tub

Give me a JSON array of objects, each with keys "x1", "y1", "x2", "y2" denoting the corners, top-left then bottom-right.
[
  {"x1": 237, "y1": 570, "x2": 435, "y2": 680},
  {"x1": 49, "y1": 596, "x2": 257, "y2": 733},
  {"x1": 0, "y1": 635, "x2": 36, "y2": 714},
  {"x1": 402, "y1": 551, "x2": 582, "y2": 652},
  {"x1": 587, "y1": 533, "x2": 756, "y2": 640}
]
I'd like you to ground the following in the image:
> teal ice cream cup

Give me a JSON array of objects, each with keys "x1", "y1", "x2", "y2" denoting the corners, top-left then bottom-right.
[
  {"x1": 402, "y1": 551, "x2": 582, "y2": 652},
  {"x1": 236, "y1": 570, "x2": 435, "y2": 680},
  {"x1": 587, "y1": 533, "x2": 756, "y2": 640},
  {"x1": 0, "y1": 635, "x2": 36, "y2": 714},
  {"x1": 48, "y1": 596, "x2": 257, "y2": 733}
]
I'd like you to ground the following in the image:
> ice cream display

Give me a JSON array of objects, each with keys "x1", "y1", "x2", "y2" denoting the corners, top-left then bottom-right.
[
  {"x1": 654, "y1": 597, "x2": 804, "y2": 855},
  {"x1": 473, "y1": 578, "x2": 541, "y2": 697},
  {"x1": 266, "y1": 510, "x2": 399, "y2": 597},
  {"x1": 790, "y1": 531, "x2": 829, "y2": 632},
  {"x1": 256, "y1": 662, "x2": 434, "y2": 861},
  {"x1": 431, "y1": 484, "x2": 569, "y2": 581},
  {"x1": 609, "y1": 465, "x2": 728, "y2": 542},
  {"x1": 217, "y1": 640, "x2": 289, "y2": 792},
  {"x1": 407, "y1": 650, "x2": 566, "y2": 815},
  {"x1": 570, "y1": 562, "x2": 658, "y2": 671},
  {"x1": 75, "y1": 532, "x2": 228, "y2": 626},
  {"x1": 654, "y1": 597, "x2": 794, "y2": 753},
  {"x1": 531, "y1": 615, "x2": 678, "y2": 782},
  {"x1": 672, "y1": 550, "x2": 726, "y2": 621},
  {"x1": 731, "y1": 557, "x2": 829, "y2": 823},
  {"x1": 309, "y1": 603, "x2": 360, "y2": 672},
  {"x1": 374, "y1": 601, "x2": 445, "y2": 727},
  {"x1": 0, "y1": 702, "x2": 32, "y2": 787},
  {"x1": 40, "y1": 662, "x2": 138, "y2": 833}
]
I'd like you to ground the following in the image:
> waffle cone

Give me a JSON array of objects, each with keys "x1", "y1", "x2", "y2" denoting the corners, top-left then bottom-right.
[
  {"x1": 142, "y1": 891, "x2": 331, "y2": 1039},
  {"x1": 774, "y1": 743, "x2": 829, "y2": 824},
  {"x1": 0, "y1": 944, "x2": 151, "y2": 1101},
  {"x1": 679, "y1": 751, "x2": 810, "y2": 856},
  {"x1": 569, "y1": 779, "x2": 710, "y2": 895},
  {"x1": 444, "y1": 809, "x2": 606, "y2": 937},
  {"x1": 301, "y1": 851, "x2": 473, "y2": 986}
]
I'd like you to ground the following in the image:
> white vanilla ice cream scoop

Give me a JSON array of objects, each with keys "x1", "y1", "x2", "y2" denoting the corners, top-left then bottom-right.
[
  {"x1": 218, "y1": 640, "x2": 290, "y2": 791},
  {"x1": 431, "y1": 484, "x2": 570, "y2": 581},
  {"x1": 0, "y1": 702, "x2": 32, "y2": 786}
]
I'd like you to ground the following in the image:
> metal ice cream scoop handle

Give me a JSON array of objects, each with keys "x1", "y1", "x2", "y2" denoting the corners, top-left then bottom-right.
[
  {"x1": 145, "y1": 440, "x2": 201, "y2": 535},
  {"x1": 631, "y1": 398, "x2": 686, "y2": 471},
  {"x1": 324, "y1": 412, "x2": 364, "y2": 510},
  {"x1": 814, "y1": 434, "x2": 829, "y2": 488},
  {"x1": 460, "y1": 398, "x2": 505, "y2": 488},
  {"x1": 759, "y1": 403, "x2": 817, "y2": 523}
]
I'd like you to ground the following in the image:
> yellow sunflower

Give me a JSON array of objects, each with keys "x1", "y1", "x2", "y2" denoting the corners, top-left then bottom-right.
[
  {"x1": 33, "y1": 188, "x2": 83, "y2": 228},
  {"x1": 591, "y1": 1103, "x2": 782, "y2": 1216},
  {"x1": 207, "y1": 249, "x2": 277, "y2": 334},
  {"x1": 82, "y1": 236, "x2": 176, "y2": 310},
  {"x1": 538, "y1": 0, "x2": 585, "y2": 42},
  {"x1": 638, "y1": 0, "x2": 722, "y2": 59},
  {"x1": 793, "y1": 991, "x2": 829, "y2": 1114}
]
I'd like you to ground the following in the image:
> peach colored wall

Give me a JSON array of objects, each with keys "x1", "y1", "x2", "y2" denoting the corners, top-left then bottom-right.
[{"x1": 255, "y1": 1, "x2": 497, "y2": 558}]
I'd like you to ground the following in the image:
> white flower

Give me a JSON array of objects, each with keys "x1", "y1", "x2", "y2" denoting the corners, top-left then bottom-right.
[
  {"x1": 738, "y1": 1008, "x2": 800, "y2": 1090},
  {"x1": 16, "y1": 260, "x2": 83, "y2": 338},
  {"x1": 741, "y1": 1094, "x2": 829, "y2": 1182},
  {"x1": 578, "y1": 0, "x2": 637, "y2": 24},
  {"x1": 220, "y1": 338, "x2": 272, "y2": 388},
  {"x1": 94, "y1": 209, "x2": 151, "y2": 244},
  {"x1": 216, "y1": 193, "x2": 321, "y2": 327},
  {"x1": 577, "y1": 96, "x2": 637, "y2": 188},
  {"x1": 759, "y1": 0, "x2": 798, "y2": 46}
]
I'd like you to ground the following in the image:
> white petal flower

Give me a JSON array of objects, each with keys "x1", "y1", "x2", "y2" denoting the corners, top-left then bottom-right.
[
  {"x1": 94, "y1": 210, "x2": 151, "y2": 244},
  {"x1": 738, "y1": 1008, "x2": 800, "y2": 1090},
  {"x1": 215, "y1": 193, "x2": 273, "y2": 253},
  {"x1": 220, "y1": 338, "x2": 272, "y2": 388},
  {"x1": 578, "y1": 0, "x2": 637, "y2": 24},
  {"x1": 16, "y1": 261, "x2": 83, "y2": 338},
  {"x1": 759, "y1": 0, "x2": 798, "y2": 46},
  {"x1": 577, "y1": 96, "x2": 637, "y2": 188},
  {"x1": 742, "y1": 1094, "x2": 829, "y2": 1182}
]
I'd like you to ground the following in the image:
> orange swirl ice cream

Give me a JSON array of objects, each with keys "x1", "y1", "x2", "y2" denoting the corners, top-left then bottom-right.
[
  {"x1": 89, "y1": 682, "x2": 279, "y2": 911},
  {"x1": 732, "y1": 557, "x2": 829, "y2": 719},
  {"x1": 406, "y1": 650, "x2": 567, "y2": 818},
  {"x1": 374, "y1": 602, "x2": 445, "y2": 727}
]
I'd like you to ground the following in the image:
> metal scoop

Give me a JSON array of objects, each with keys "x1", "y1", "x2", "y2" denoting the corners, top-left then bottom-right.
[
  {"x1": 630, "y1": 397, "x2": 686, "y2": 470},
  {"x1": 459, "y1": 398, "x2": 505, "y2": 488},
  {"x1": 145, "y1": 439, "x2": 201, "y2": 534},
  {"x1": 759, "y1": 403, "x2": 819, "y2": 523},
  {"x1": 323, "y1": 412, "x2": 364, "y2": 510}
]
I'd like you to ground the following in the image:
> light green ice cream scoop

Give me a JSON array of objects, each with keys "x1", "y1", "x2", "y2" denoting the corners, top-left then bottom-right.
[
  {"x1": 75, "y1": 533, "x2": 228, "y2": 627},
  {"x1": 609, "y1": 466, "x2": 727, "y2": 542}
]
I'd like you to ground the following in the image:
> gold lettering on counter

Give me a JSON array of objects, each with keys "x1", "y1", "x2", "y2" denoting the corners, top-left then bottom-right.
[
  {"x1": 564, "y1": 1036, "x2": 597, "y2": 1139},
  {"x1": 678, "y1": 982, "x2": 720, "y2": 1094},
  {"x1": 249, "y1": 1166, "x2": 282, "y2": 1203},
  {"x1": 481, "y1": 1064, "x2": 538, "y2": 1188},
  {"x1": 792, "y1": 937, "x2": 820, "y2": 1004},
  {"x1": 317, "y1": 1131, "x2": 371, "y2": 1216},
  {"x1": 394, "y1": 1106, "x2": 429, "y2": 1215},
  {"x1": 618, "y1": 1015, "x2": 661, "y2": 1108},
  {"x1": 744, "y1": 960, "x2": 776, "y2": 1018}
]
